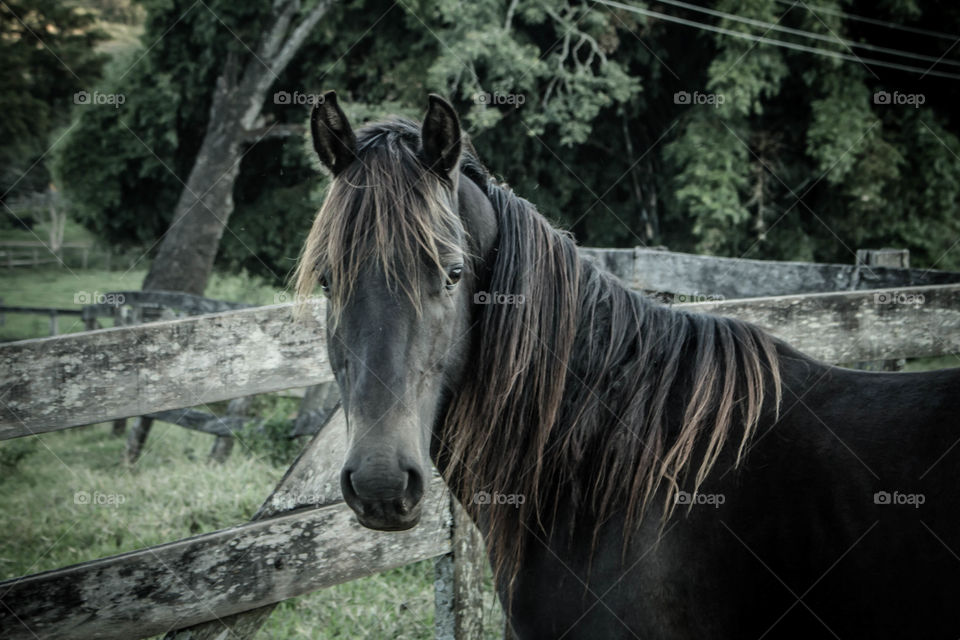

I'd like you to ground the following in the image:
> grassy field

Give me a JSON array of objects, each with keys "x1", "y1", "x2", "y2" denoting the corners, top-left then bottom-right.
[
  {"x1": 0, "y1": 265, "x2": 504, "y2": 638},
  {"x1": 0, "y1": 422, "x2": 504, "y2": 639}
]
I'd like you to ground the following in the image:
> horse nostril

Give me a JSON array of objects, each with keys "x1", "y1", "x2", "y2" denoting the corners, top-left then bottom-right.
[
  {"x1": 396, "y1": 469, "x2": 424, "y2": 515},
  {"x1": 405, "y1": 467, "x2": 424, "y2": 505},
  {"x1": 340, "y1": 468, "x2": 364, "y2": 515},
  {"x1": 348, "y1": 471, "x2": 360, "y2": 497}
]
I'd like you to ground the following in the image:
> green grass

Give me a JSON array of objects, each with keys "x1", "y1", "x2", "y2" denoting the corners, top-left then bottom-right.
[
  {"x1": 0, "y1": 422, "x2": 284, "y2": 578},
  {"x1": 0, "y1": 421, "x2": 503, "y2": 639},
  {"x1": 904, "y1": 355, "x2": 960, "y2": 372},
  {"x1": 262, "y1": 562, "x2": 504, "y2": 639}
]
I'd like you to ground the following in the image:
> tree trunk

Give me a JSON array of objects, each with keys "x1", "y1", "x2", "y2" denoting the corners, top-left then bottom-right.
[
  {"x1": 140, "y1": 88, "x2": 244, "y2": 294},
  {"x1": 142, "y1": 0, "x2": 332, "y2": 295}
]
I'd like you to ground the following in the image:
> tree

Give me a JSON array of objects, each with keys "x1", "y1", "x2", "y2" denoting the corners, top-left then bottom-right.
[
  {"x1": 661, "y1": 0, "x2": 960, "y2": 268},
  {"x1": 139, "y1": 0, "x2": 333, "y2": 294},
  {"x1": 0, "y1": 0, "x2": 105, "y2": 205},
  {"x1": 60, "y1": 0, "x2": 960, "y2": 281}
]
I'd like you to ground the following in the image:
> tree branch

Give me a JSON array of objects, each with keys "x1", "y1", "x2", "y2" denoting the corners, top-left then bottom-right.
[
  {"x1": 272, "y1": 0, "x2": 334, "y2": 75},
  {"x1": 240, "y1": 123, "x2": 305, "y2": 142},
  {"x1": 238, "y1": 0, "x2": 336, "y2": 128}
]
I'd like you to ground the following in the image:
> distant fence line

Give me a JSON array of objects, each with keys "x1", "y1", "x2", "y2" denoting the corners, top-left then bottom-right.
[
  {"x1": 1, "y1": 247, "x2": 959, "y2": 639},
  {"x1": 0, "y1": 240, "x2": 139, "y2": 270},
  {"x1": 580, "y1": 246, "x2": 958, "y2": 298}
]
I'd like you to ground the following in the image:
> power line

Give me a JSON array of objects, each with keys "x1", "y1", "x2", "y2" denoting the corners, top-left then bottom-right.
[
  {"x1": 650, "y1": 0, "x2": 960, "y2": 69},
  {"x1": 773, "y1": 0, "x2": 960, "y2": 42},
  {"x1": 594, "y1": 0, "x2": 960, "y2": 81}
]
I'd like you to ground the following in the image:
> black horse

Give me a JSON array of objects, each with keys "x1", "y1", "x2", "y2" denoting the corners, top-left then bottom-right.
[{"x1": 296, "y1": 92, "x2": 960, "y2": 639}]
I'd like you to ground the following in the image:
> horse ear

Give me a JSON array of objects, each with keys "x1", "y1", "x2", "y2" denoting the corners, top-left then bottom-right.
[
  {"x1": 422, "y1": 94, "x2": 461, "y2": 177},
  {"x1": 310, "y1": 91, "x2": 357, "y2": 176}
]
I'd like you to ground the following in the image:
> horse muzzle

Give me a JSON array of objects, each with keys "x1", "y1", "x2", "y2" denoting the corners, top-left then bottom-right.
[{"x1": 340, "y1": 455, "x2": 425, "y2": 531}]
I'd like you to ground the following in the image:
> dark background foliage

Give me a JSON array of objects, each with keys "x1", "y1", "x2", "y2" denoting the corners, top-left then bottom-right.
[{"x1": 10, "y1": 0, "x2": 959, "y2": 283}]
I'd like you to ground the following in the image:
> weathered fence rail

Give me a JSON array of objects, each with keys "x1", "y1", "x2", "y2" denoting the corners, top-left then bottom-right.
[
  {"x1": 2, "y1": 247, "x2": 959, "y2": 640},
  {"x1": 0, "y1": 241, "x2": 137, "y2": 270},
  {"x1": 689, "y1": 283, "x2": 960, "y2": 363},
  {"x1": 3, "y1": 283, "x2": 959, "y2": 441},
  {"x1": 581, "y1": 247, "x2": 960, "y2": 298},
  {"x1": 144, "y1": 407, "x2": 247, "y2": 437},
  {"x1": 0, "y1": 303, "x2": 328, "y2": 439}
]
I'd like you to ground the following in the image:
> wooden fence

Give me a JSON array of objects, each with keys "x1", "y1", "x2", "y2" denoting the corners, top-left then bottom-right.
[
  {"x1": 1, "y1": 248, "x2": 959, "y2": 639},
  {"x1": 0, "y1": 241, "x2": 95, "y2": 269},
  {"x1": 0, "y1": 302, "x2": 84, "y2": 337},
  {"x1": 0, "y1": 240, "x2": 139, "y2": 271}
]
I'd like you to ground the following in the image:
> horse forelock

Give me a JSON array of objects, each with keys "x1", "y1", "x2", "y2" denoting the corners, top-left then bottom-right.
[{"x1": 294, "y1": 118, "x2": 465, "y2": 325}]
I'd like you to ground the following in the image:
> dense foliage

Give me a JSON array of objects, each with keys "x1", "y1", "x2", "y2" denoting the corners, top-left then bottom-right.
[
  {"x1": 1, "y1": 0, "x2": 105, "y2": 205},
  {"x1": 50, "y1": 0, "x2": 960, "y2": 281}
]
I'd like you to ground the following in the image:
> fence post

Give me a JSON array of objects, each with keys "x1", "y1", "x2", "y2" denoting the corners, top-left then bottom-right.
[
  {"x1": 290, "y1": 382, "x2": 340, "y2": 438},
  {"x1": 111, "y1": 419, "x2": 127, "y2": 438},
  {"x1": 434, "y1": 494, "x2": 486, "y2": 640},
  {"x1": 125, "y1": 417, "x2": 154, "y2": 464},
  {"x1": 209, "y1": 396, "x2": 251, "y2": 463},
  {"x1": 855, "y1": 248, "x2": 909, "y2": 371},
  {"x1": 48, "y1": 310, "x2": 58, "y2": 336}
]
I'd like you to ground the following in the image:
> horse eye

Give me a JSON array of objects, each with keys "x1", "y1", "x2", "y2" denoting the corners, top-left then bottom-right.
[
  {"x1": 445, "y1": 265, "x2": 464, "y2": 290},
  {"x1": 319, "y1": 274, "x2": 331, "y2": 296}
]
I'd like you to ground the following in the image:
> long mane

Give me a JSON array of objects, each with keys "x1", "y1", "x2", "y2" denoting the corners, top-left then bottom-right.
[
  {"x1": 296, "y1": 117, "x2": 782, "y2": 598},
  {"x1": 448, "y1": 140, "x2": 783, "y2": 596}
]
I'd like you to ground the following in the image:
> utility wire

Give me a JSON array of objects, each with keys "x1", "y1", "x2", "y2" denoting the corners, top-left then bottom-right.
[
  {"x1": 773, "y1": 0, "x2": 960, "y2": 42},
  {"x1": 594, "y1": 0, "x2": 960, "y2": 81},
  {"x1": 650, "y1": 0, "x2": 960, "y2": 68}
]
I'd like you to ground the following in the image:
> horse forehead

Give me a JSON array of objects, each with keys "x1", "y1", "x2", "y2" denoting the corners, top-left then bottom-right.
[{"x1": 339, "y1": 267, "x2": 415, "y2": 316}]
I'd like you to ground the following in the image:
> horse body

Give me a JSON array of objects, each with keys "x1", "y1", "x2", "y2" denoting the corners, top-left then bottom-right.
[
  {"x1": 508, "y1": 356, "x2": 960, "y2": 638},
  {"x1": 298, "y1": 92, "x2": 960, "y2": 639}
]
